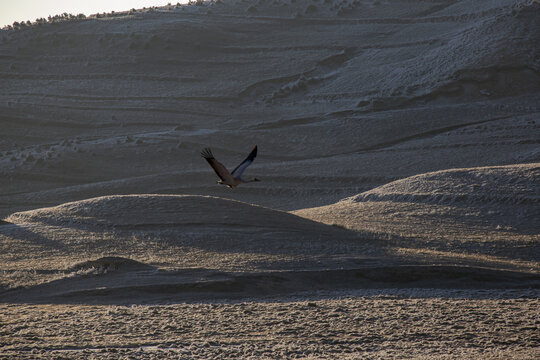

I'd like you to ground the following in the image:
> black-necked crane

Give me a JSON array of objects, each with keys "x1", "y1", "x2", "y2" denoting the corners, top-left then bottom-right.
[{"x1": 201, "y1": 145, "x2": 260, "y2": 188}]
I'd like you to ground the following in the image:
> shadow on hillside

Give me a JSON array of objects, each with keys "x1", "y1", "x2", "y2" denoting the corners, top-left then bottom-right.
[
  {"x1": 0, "y1": 221, "x2": 68, "y2": 252},
  {"x1": 1, "y1": 264, "x2": 538, "y2": 305}
]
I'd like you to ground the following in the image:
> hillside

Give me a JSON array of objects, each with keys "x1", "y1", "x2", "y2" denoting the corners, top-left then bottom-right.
[
  {"x1": 294, "y1": 163, "x2": 540, "y2": 269},
  {"x1": 0, "y1": 0, "x2": 538, "y2": 215},
  {"x1": 0, "y1": 1, "x2": 538, "y2": 358}
]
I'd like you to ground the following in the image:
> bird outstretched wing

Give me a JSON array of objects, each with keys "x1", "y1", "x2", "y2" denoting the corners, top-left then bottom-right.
[
  {"x1": 200, "y1": 147, "x2": 234, "y2": 182},
  {"x1": 231, "y1": 145, "x2": 257, "y2": 178}
]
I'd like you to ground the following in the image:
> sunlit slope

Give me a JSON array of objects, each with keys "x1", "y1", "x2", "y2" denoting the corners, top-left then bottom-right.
[
  {"x1": 0, "y1": 194, "x2": 365, "y2": 274},
  {"x1": 0, "y1": 0, "x2": 538, "y2": 214},
  {"x1": 0, "y1": 194, "x2": 378, "y2": 301},
  {"x1": 1, "y1": 191, "x2": 538, "y2": 302},
  {"x1": 294, "y1": 163, "x2": 540, "y2": 268}
]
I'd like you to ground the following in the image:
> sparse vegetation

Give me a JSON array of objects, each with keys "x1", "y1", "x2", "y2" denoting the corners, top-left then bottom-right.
[
  {"x1": 3, "y1": 13, "x2": 87, "y2": 31},
  {"x1": 0, "y1": 0, "x2": 218, "y2": 30}
]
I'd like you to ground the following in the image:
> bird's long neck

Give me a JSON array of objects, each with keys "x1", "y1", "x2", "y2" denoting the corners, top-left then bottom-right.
[
  {"x1": 236, "y1": 177, "x2": 256, "y2": 183},
  {"x1": 233, "y1": 177, "x2": 259, "y2": 185}
]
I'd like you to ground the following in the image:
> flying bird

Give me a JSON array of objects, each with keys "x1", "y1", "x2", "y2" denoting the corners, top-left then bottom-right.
[{"x1": 201, "y1": 145, "x2": 260, "y2": 188}]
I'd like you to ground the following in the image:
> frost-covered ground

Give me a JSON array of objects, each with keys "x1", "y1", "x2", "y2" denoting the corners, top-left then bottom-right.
[
  {"x1": 2, "y1": 291, "x2": 539, "y2": 359},
  {"x1": 0, "y1": 0, "x2": 539, "y2": 358}
]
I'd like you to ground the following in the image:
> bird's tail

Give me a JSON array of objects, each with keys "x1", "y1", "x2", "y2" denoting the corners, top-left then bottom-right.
[{"x1": 200, "y1": 148, "x2": 214, "y2": 159}]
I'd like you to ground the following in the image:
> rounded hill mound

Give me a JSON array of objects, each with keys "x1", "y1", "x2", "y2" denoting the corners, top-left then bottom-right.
[
  {"x1": 7, "y1": 194, "x2": 344, "y2": 230},
  {"x1": 1, "y1": 195, "x2": 365, "y2": 275},
  {"x1": 294, "y1": 163, "x2": 540, "y2": 268}
]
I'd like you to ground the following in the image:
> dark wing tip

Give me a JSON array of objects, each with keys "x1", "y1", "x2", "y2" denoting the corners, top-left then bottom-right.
[
  {"x1": 242, "y1": 145, "x2": 257, "y2": 164},
  {"x1": 200, "y1": 147, "x2": 214, "y2": 159}
]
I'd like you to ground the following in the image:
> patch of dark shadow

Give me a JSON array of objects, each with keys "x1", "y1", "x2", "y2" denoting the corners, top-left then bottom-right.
[
  {"x1": 4, "y1": 266, "x2": 539, "y2": 305},
  {"x1": 380, "y1": 231, "x2": 540, "y2": 263},
  {"x1": 0, "y1": 220, "x2": 10, "y2": 225},
  {"x1": 4, "y1": 273, "x2": 287, "y2": 304},
  {"x1": 53, "y1": 279, "x2": 247, "y2": 301},
  {"x1": 352, "y1": 266, "x2": 540, "y2": 288},
  {"x1": 0, "y1": 223, "x2": 68, "y2": 251},
  {"x1": 68, "y1": 257, "x2": 156, "y2": 273}
]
